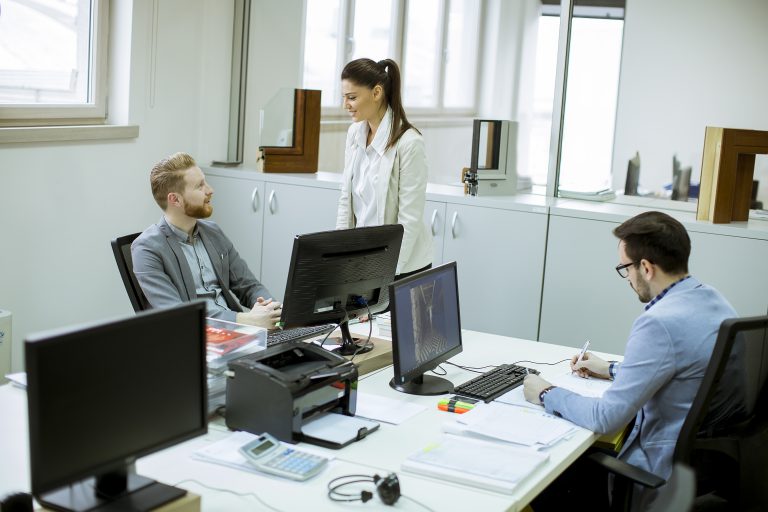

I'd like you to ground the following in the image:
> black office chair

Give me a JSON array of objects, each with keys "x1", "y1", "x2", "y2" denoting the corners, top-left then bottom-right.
[
  {"x1": 111, "y1": 233, "x2": 150, "y2": 312},
  {"x1": 646, "y1": 463, "x2": 695, "y2": 512},
  {"x1": 590, "y1": 315, "x2": 768, "y2": 511}
]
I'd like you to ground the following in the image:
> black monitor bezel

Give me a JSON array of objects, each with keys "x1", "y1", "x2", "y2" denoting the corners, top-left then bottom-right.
[
  {"x1": 280, "y1": 225, "x2": 403, "y2": 329},
  {"x1": 25, "y1": 301, "x2": 208, "y2": 497},
  {"x1": 389, "y1": 261, "x2": 463, "y2": 386}
]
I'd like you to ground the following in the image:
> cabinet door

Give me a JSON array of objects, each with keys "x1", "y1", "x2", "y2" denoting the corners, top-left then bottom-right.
[
  {"x1": 442, "y1": 204, "x2": 548, "y2": 339},
  {"x1": 206, "y1": 175, "x2": 265, "y2": 279},
  {"x1": 261, "y1": 182, "x2": 340, "y2": 301},
  {"x1": 539, "y1": 215, "x2": 639, "y2": 355},
  {"x1": 424, "y1": 200, "x2": 447, "y2": 265},
  {"x1": 688, "y1": 231, "x2": 768, "y2": 317}
]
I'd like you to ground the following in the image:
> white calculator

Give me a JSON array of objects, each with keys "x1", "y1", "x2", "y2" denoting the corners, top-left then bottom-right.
[{"x1": 239, "y1": 433, "x2": 329, "y2": 481}]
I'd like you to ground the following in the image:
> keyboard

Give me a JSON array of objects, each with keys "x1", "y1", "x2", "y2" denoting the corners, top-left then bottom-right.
[
  {"x1": 266, "y1": 324, "x2": 336, "y2": 347},
  {"x1": 453, "y1": 364, "x2": 540, "y2": 403}
]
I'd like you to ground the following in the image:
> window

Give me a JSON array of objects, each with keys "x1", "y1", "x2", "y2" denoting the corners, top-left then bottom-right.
[
  {"x1": 302, "y1": 0, "x2": 482, "y2": 113},
  {"x1": 0, "y1": 0, "x2": 109, "y2": 126}
]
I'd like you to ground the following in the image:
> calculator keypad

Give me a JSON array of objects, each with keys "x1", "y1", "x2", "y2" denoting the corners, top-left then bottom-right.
[{"x1": 263, "y1": 448, "x2": 328, "y2": 479}]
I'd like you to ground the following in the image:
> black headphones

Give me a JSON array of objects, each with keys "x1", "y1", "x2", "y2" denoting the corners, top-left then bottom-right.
[{"x1": 327, "y1": 473, "x2": 401, "y2": 505}]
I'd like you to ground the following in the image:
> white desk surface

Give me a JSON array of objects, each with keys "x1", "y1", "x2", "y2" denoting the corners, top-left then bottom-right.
[{"x1": 0, "y1": 330, "x2": 618, "y2": 512}]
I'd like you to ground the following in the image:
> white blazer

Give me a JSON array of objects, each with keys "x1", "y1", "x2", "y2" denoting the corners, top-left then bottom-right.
[{"x1": 336, "y1": 116, "x2": 432, "y2": 274}]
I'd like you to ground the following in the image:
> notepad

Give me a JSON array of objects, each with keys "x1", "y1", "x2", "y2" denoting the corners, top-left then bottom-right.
[{"x1": 402, "y1": 434, "x2": 549, "y2": 494}]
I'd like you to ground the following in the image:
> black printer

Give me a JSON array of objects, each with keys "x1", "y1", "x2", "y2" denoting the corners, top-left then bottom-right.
[{"x1": 225, "y1": 342, "x2": 363, "y2": 448}]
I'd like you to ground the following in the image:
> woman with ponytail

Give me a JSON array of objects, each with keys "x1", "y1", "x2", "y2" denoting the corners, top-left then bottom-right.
[{"x1": 336, "y1": 58, "x2": 432, "y2": 279}]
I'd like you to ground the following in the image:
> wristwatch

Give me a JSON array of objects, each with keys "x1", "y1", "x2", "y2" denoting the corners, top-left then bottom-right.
[{"x1": 539, "y1": 385, "x2": 556, "y2": 405}]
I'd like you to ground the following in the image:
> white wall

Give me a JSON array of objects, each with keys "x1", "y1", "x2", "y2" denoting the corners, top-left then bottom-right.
[
  {"x1": 0, "y1": 0, "x2": 234, "y2": 371},
  {"x1": 611, "y1": 0, "x2": 768, "y2": 197}
]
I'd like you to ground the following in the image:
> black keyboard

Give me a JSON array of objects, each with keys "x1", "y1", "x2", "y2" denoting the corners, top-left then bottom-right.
[
  {"x1": 454, "y1": 364, "x2": 540, "y2": 403},
  {"x1": 266, "y1": 324, "x2": 336, "y2": 347}
]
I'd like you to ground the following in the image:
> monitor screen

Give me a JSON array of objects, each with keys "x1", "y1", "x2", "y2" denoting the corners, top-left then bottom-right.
[
  {"x1": 25, "y1": 301, "x2": 208, "y2": 511},
  {"x1": 389, "y1": 262, "x2": 463, "y2": 395},
  {"x1": 280, "y1": 225, "x2": 403, "y2": 355}
]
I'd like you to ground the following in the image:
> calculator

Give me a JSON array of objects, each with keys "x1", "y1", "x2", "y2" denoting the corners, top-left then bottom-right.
[{"x1": 239, "y1": 433, "x2": 329, "y2": 481}]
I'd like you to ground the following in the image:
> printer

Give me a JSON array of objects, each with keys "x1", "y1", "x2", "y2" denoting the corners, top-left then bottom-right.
[{"x1": 225, "y1": 342, "x2": 363, "y2": 448}]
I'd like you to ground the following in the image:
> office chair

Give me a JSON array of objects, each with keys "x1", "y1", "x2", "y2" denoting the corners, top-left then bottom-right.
[
  {"x1": 110, "y1": 233, "x2": 150, "y2": 312},
  {"x1": 590, "y1": 315, "x2": 768, "y2": 511}
]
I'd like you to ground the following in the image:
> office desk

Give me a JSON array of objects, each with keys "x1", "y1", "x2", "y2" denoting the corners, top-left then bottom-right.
[{"x1": 0, "y1": 331, "x2": 618, "y2": 511}]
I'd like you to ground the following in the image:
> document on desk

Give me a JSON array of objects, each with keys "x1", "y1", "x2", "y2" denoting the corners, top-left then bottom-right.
[
  {"x1": 402, "y1": 434, "x2": 549, "y2": 494},
  {"x1": 547, "y1": 371, "x2": 612, "y2": 398},
  {"x1": 443, "y1": 402, "x2": 579, "y2": 448},
  {"x1": 354, "y1": 392, "x2": 426, "y2": 425},
  {"x1": 192, "y1": 431, "x2": 333, "y2": 475}
]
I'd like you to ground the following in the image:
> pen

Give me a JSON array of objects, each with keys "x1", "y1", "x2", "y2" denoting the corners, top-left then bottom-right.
[{"x1": 574, "y1": 339, "x2": 590, "y2": 368}]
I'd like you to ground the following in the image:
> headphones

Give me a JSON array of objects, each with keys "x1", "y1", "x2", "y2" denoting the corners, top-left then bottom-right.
[{"x1": 327, "y1": 473, "x2": 401, "y2": 506}]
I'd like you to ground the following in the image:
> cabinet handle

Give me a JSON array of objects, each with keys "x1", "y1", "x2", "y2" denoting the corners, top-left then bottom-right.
[
  {"x1": 250, "y1": 187, "x2": 260, "y2": 212},
  {"x1": 450, "y1": 211, "x2": 458, "y2": 239},
  {"x1": 430, "y1": 209, "x2": 438, "y2": 236},
  {"x1": 268, "y1": 190, "x2": 276, "y2": 214}
]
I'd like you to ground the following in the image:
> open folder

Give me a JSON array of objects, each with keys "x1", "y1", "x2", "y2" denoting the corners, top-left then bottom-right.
[{"x1": 301, "y1": 412, "x2": 380, "y2": 449}]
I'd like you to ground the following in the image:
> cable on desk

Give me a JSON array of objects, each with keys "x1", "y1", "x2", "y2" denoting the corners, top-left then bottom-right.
[
  {"x1": 430, "y1": 364, "x2": 447, "y2": 376},
  {"x1": 511, "y1": 358, "x2": 570, "y2": 367},
  {"x1": 445, "y1": 361, "x2": 498, "y2": 373},
  {"x1": 400, "y1": 494, "x2": 438, "y2": 512},
  {"x1": 172, "y1": 478, "x2": 284, "y2": 512}
]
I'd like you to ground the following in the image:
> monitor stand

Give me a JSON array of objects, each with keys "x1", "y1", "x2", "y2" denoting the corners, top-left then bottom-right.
[
  {"x1": 389, "y1": 373, "x2": 454, "y2": 396},
  {"x1": 332, "y1": 322, "x2": 373, "y2": 356},
  {"x1": 37, "y1": 471, "x2": 186, "y2": 512}
]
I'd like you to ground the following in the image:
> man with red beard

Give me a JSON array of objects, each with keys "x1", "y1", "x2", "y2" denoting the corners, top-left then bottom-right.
[{"x1": 132, "y1": 152, "x2": 281, "y2": 328}]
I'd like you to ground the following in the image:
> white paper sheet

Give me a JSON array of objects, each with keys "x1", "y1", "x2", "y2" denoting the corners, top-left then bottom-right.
[
  {"x1": 548, "y1": 371, "x2": 612, "y2": 398},
  {"x1": 443, "y1": 402, "x2": 579, "y2": 447},
  {"x1": 302, "y1": 412, "x2": 379, "y2": 446},
  {"x1": 354, "y1": 392, "x2": 426, "y2": 425}
]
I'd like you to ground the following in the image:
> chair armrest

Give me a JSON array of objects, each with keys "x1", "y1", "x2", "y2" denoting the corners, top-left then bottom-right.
[{"x1": 588, "y1": 452, "x2": 666, "y2": 489}]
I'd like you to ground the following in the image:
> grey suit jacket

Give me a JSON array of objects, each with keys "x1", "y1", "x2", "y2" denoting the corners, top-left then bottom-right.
[
  {"x1": 131, "y1": 217, "x2": 270, "y2": 322},
  {"x1": 543, "y1": 277, "x2": 737, "y2": 509}
]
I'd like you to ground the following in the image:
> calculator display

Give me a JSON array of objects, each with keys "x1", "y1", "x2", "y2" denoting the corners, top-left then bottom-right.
[{"x1": 249, "y1": 439, "x2": 275, "y2": 457}]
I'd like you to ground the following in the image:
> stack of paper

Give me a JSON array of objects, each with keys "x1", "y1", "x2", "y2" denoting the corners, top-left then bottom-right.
[
  {"x1": 402, "y1": 434, "x2": 548, "y2": 494},
  {"x1": 442, "y1": 402, "x2": 580, "y2": 448},
  {"x1": 376, "y1": 312, "x2": 391, "y2": 339}
]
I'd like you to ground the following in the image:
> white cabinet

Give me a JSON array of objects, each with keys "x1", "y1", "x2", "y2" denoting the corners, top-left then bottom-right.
[
  {"x1": 442, "y1": 203, "x2": 548, "y2": 340},
  {"x1": 261, "y1": 182, "x2": 340, "y2": 301},
  {"x1": 688, "y1": 231, "x2": 768, "y2": 317},
  {"x1": 539, "y1": 214, "x2": 639, "y2": 355},
  {"x1": 206, "y1": 175, "x2": 265, "y2": 280},
  {"x1": 424, "y1": 200, "x2": 447, "y2": 265}
]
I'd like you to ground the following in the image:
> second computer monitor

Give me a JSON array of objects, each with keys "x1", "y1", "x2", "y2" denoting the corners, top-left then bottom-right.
[
  {"x1": 389, "y1": 261, "x2": 463, "y2": 395},
  {"x1": 281, "y1": 224, "x2": 403, "y2": 354}
]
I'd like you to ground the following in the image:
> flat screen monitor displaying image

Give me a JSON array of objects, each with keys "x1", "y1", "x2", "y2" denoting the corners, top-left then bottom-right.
[
  {"x1": 389, "y1": 261, "x2": 463, "y2": 395},
  {"x1": 25, "y1": 301, "x2": 208, "y2": 512},
  {"x1": 280, "y1": 224, "x2": 403, "y2": 355}
]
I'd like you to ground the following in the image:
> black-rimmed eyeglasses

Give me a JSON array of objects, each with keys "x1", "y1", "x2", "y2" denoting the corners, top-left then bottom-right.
[{"x1": 615, "y1": 262, "x2": 637, "y2": 278}]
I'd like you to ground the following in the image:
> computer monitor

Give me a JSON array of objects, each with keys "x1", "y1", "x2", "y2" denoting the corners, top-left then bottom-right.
[
  {"x1": 25, "y1": 301, "x2": 208, "y2": 512},
  {"x1": 280, "y1": 224, "x2": 403, "y2": 355},
  {"x1": 389, "y1": 262, "x2": 463, "y2": 395}
]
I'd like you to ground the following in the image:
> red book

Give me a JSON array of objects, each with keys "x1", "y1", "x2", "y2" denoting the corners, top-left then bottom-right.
[{"x1": 205, "y1": 326, "x2": 254, "y2": 355}]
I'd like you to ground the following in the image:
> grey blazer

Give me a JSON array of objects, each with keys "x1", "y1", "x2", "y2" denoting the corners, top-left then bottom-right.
[
  {"x1": 543, "y1": 277, "x2": 737, "y2": 509},
  {"x1": 131, "y1": 217, "x2": 270, "y2": 322}
]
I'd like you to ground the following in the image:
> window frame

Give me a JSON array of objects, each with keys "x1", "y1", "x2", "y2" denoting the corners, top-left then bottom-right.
[
  {"x1": 304, "y1": 0, "x2": 484, "y2": 119},
  {"x1": 0, "y1": 0, "x2": 110, "y2": 127}
]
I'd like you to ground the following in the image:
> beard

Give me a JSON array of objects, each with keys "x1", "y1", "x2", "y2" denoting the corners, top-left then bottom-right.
[
  {"x1": 631, "y1": 279, "x2": 652, "y2": 303},
  {"x1": 184, "y1": 202, "x2": 213, "y2": 219}
]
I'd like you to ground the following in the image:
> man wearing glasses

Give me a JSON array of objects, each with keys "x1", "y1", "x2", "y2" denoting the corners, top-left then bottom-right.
[{"x1": 524, "y1": 211, "x2": 736, "y2": 509}]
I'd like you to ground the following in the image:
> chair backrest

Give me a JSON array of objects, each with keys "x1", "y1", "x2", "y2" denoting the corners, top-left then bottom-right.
[
  {"x1": 674, "y1": 315, "x2": 768, "y2": 464},
  {"x1": 110, "y1": 233, "x2": 150, "y2": 312}
]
